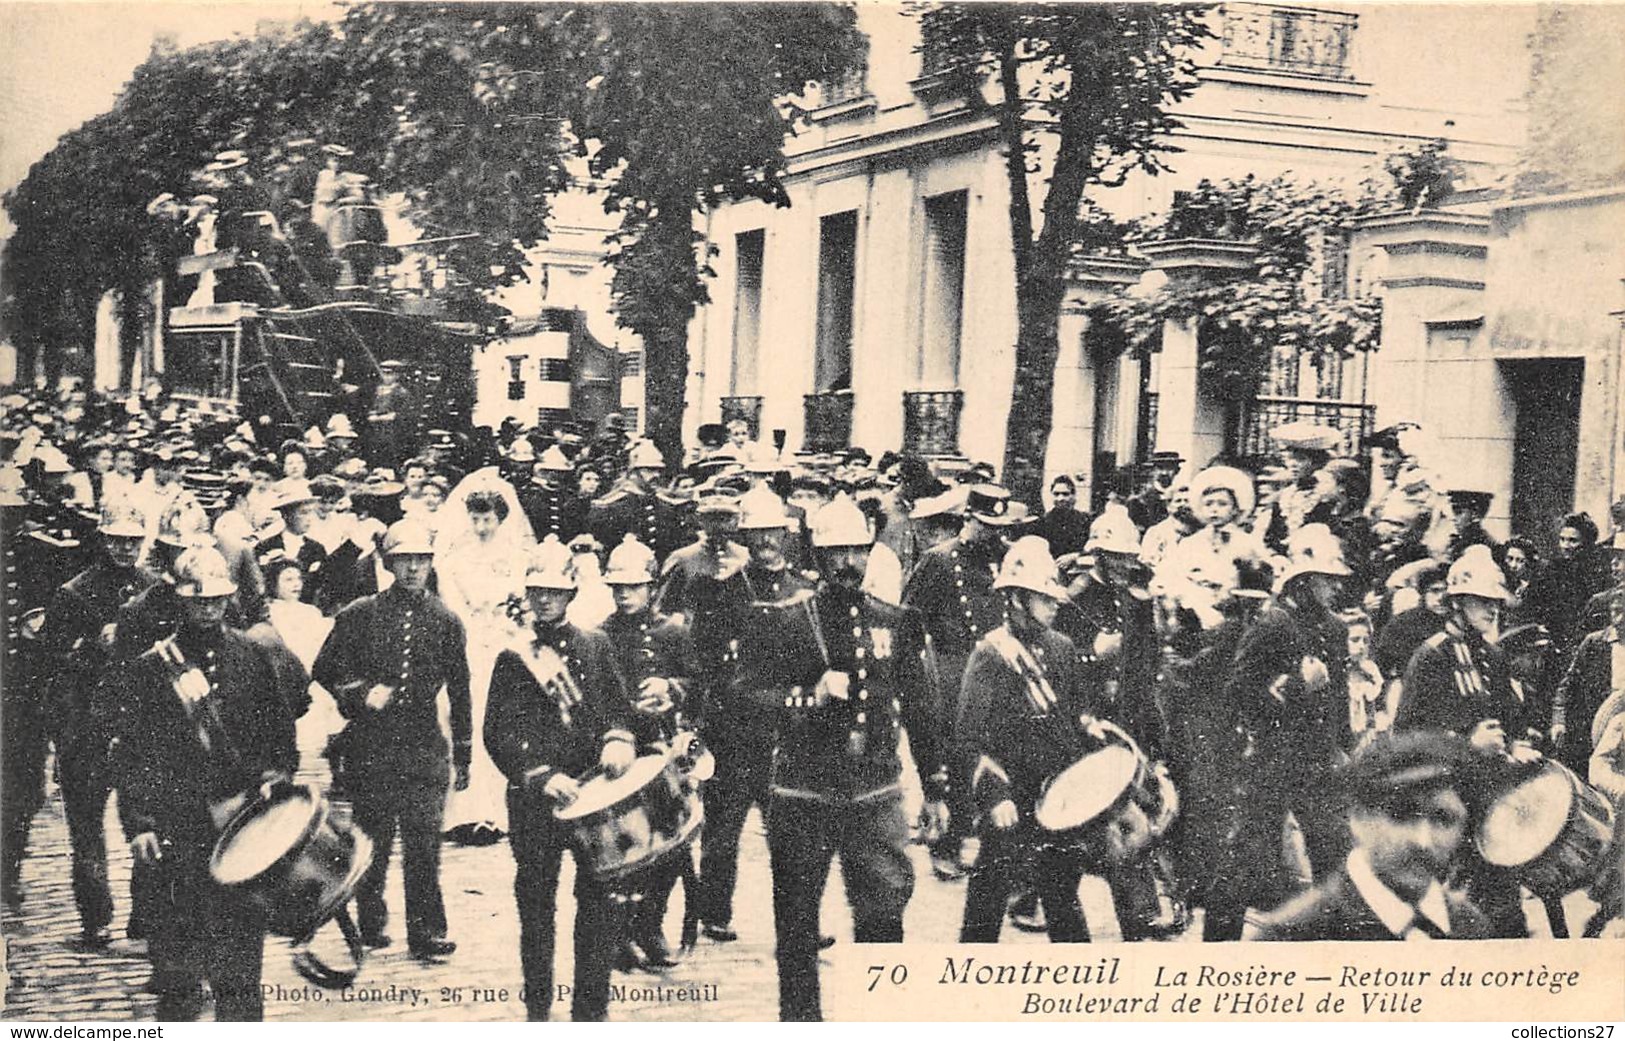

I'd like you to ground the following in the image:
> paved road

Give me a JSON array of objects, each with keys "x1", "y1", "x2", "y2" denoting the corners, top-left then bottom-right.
[{"x1": 3, "y1": 750, "x2": 1584, "y2": 1022}]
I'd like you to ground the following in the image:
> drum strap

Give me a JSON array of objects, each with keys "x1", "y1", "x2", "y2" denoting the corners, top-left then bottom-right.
[
  {"x1": 516, "y1": 639, "x2": 584, "y2": 728},
  {"x1": 984, "y1": 629, "x2": 1058, "y2": 715}
]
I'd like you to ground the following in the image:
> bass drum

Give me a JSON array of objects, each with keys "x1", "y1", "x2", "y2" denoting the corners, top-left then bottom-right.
[
  {"x1": 1476, "y1": 759, "x2": 1614, "y2": 897},
  {"x1": 555, "y1": 753, "x2": 703, "y2": 881},
  {"x1": 211, "y1": 783, "x2": 373, "y2": 988},
  {"x1": 1034, "y1": 726, "x2": 1178, "y2": 866}
]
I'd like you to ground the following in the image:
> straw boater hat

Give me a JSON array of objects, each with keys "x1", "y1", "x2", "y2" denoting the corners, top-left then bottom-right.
[
  {"x1": 809, "y1": 493, "x2": 873, "y2": 548},
  {"x1": 603, "y1": 535, "x2": 659, "y2": 586},
  {"x1": 993, "y1": 535, "x2": 1069, "y2": 600},
  {"x1": 1271, "y1": 422, "x2": 1343, "y2": 452},
  {"x1": 525, "y1": 535, "x2": 577, "y2": 591}
]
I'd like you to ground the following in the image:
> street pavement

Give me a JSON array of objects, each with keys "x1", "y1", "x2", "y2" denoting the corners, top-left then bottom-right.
[{"x1": 3, "y1": 747, "x2": 1583, "y2": 1023}]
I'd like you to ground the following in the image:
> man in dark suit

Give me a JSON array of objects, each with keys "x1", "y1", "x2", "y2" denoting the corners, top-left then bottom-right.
[
  {"x1": 1257, "y1": 731, "x2": 1491, "y2": 941},
  {"x1": 1033, "y1": 474, "x2": 1092, "y2": 557},
  {"x1": 311, "y1": 519, "x2": 470, "y2": 959},
  {"x1": 255, "y1": 480, "x2": 328, "y2": 607}
]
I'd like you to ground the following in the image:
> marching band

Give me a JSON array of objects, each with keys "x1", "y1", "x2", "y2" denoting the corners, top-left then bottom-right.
[{"x1": 2, "y1": 383, "x2": 1624, "y2": 1023}]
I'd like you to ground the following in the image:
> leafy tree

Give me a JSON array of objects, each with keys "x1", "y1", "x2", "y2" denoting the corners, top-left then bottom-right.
[
  {"x1": 913, "y1": 3, "x2": 1211, "y2": 503},
  {"x1": 561, "y1": 4, "x2": 866, "y2": 466}
]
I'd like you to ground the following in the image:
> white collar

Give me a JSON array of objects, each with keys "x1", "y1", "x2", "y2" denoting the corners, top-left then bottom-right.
[{"x1": 1346, "y1": 848, "x2": 1451, "y2": 938}]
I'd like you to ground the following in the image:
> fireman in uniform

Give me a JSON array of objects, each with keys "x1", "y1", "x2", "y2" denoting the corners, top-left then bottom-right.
[
  {"x1": 485, "y1": 537, "x2": 635, "y2": 1021},
  {"x1": 311, "y1": 519, "x2": 471, "y2": 958},
  {"x1": 902, "y1": 484, "x2": 1015, "y2": 879},
  {"x1": 588, "y1": 439, "x2": 684, "y2": 562},
  {"x1": 693, "y1": 484, "x2": 809, "y2": 941},
  {"x1": 601, "y1": 534, "x2": 700, "y2": 968},
  {"x1": 43, "y1": 507, "x2": 158, "y2": 945},
  {"x1": 757, "y1": 493, "x2": 948, "y2": 1021}
]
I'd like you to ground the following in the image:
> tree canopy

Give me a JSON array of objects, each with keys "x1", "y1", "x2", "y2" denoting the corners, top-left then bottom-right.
[{"x1": 914, "y1": 2, "x2": 1212, "y2": 503}]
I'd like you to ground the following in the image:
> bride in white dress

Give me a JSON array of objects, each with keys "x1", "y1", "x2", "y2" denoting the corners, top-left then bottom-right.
[{"x1": 434, "y1": 468, "x2": 532, "y2": 843}]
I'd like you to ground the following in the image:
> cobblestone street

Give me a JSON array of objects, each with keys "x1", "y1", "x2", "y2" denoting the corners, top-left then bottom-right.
[
  {"x1": 4, "y1": 749, "x2": 1586, "y2": 1023},
  {"x1": 2, "y1": 751, "x2": 1074, "y2": 1023}
]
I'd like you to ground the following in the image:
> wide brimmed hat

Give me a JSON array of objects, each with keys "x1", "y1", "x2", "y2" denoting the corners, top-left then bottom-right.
[
  {"x1": 911, "y1": 485, "x2": 969, "y2": 522},
  {"x1": 525, "y1": 535, "x2": 577, "y2": 591},
  {"x1": 172, "y1": 547, "x2": 238, "y2": 598},
  {"x1": 1085, "y1": 503, "x2": 1141, "y2": 557},
  {"x1": 271, "y1": 479, "x2": 318, "y2": 511},
  {"x1": 966, "y1": 485, "x2": 1017, "y2": 526},
  {"x1": 1272, "y1": 421, "x2": 1343, "y2": 452},
  {"x1": 810, "y1": 493, "x2": 873, "y2": 548},
  {"x1": 1446, "y1": 489, "x2": 1493, "y2": 515},
  {"x1": 737, "y1": 484, "x2": 791, "y2": 531},
  {"x1": 1191, "y1": 465, "x2": 1256, "y2": 517},
  {"x1": 994, "y1": 535, "x2": 1068, "y2": 600},
  {"x1": 1275, "y1": 523, "x2": 1353, "y2": 591},
  {"x1": 603, "y1": 535, "x2": 658, "y2": 586},
  {"x1": 97, "y1": 506, "x2": 146, "y2": 540},
  {"x1": 1446, "y1": 545, "x2": 1508, "y2": 601}
]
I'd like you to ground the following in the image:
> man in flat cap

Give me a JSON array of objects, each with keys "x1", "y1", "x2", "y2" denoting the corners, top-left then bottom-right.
[{"x1": 1256, "y1": 731, "x2": 1490, "y2": 940}]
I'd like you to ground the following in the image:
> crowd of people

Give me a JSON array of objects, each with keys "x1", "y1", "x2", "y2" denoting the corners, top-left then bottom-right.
[{"x1": 3, "y1": 381, "x2": 1624, "y2": 1023}]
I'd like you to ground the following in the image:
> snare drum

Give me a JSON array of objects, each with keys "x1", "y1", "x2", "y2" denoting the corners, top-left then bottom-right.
[
  {"x1": 211, "y1": 784, "x2": 372, "y2": 988},
  {"x1": 1476, "y1": 759, "x2": 1615, "y2": 897},
  {"x1": 554, "y1": 753, "x2": 703, "y2": 880},
  {"x1": 1034, "y1": 734, "x2": 1176, "y2": 865}
]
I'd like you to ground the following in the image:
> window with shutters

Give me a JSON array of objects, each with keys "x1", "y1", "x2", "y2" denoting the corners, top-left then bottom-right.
[
  {"x1": 620, "y1": 351, "x2": 643, "y2": 378},
  {"x1": 918, "y1": 191, "x2": 968, "y2": 388},
  {"x1": 538, "y1": 357, "x2": 570, "y2": 382},
  {"x1": 731, "y1": 230, "x2": 764, "y2": 393}
]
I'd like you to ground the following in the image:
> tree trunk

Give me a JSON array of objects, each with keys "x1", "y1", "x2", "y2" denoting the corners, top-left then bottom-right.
[
  {"x1": 638, "y1": 203, "x2": 694, "y2": 472},
  {"x1": 1001, "y1": 278, "x2": 1068, "y2": 506}
]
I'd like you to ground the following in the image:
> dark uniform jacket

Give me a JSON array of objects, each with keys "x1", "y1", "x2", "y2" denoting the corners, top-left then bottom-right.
[
  {"x1": 519, "y1": 482, "x2": 587, "y2": 545},
  {"x1": 588, "y1": 485, "x2": 684, "y2": 563},
  {"x1": 715, "y1": 563, "x2": 815, "y2": 733},
  {"x1": 1256, "y1": 869, "x2": 1490, "y2": 941},
  {"x1": 1397, "y1": 623, "x2": 1525, "y2": 738},
  {"x1": 119, "y1": 626, "x2": 299, "y2": 845},
  {"x1": 902, "y1": 536, "x2": 1006, "y2": 722},
  {"x1": 603, "y1": 608, "x2": 699, "y2": 745},
  {"x1": 959, "y1": 623, "x2": 1092, "y2": 817},
  {"x1": 484, "y1": 622, "x2": 633, "y2": 800},
  {"x1": 1552, "y1": 627, "x2": 1619, "y2": 769},
  {"x1": 1224, "y1": 602, "x2": 1348, "y2": 786},
  {"x1": 45, "y1": 560, "x2": 160, "y2": 758},
  {"x1": 1374, "y1": 606, "x2": 1448, "y2": 680},
  {"x1": 738, "y1": 586, "x2": 946, "y2": 802},
  {"x1": 312, "y1": 584, "x2": 472, "y2": 773}
]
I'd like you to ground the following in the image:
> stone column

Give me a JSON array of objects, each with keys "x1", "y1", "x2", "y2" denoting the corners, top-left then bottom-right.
[
  {"x1": 1054, "y1": 255, "x2": 1147, "y2": 504},
  {"x1": 1137, "y1": 240, "x2": 1258, "y2": 468}
]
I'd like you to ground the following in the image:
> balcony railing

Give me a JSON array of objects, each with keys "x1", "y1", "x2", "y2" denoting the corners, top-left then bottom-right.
[
  {"x1": 1218, "y1": 3, "x2": 1356, "y2": 81},
  {"x1": 902, "y1": 390, "x2": 964, "y2": 458},
  {"x1": 720, "y1": 394, "x2": 763, "y2": 441},
  {"x1": 802, "y1": 392, "x2": 854, "y2": 455}
]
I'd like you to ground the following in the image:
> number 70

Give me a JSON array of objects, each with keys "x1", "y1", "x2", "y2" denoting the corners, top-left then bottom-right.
[{"x1": 867, "y1": 964, "x2": 909, "y2": 992}]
